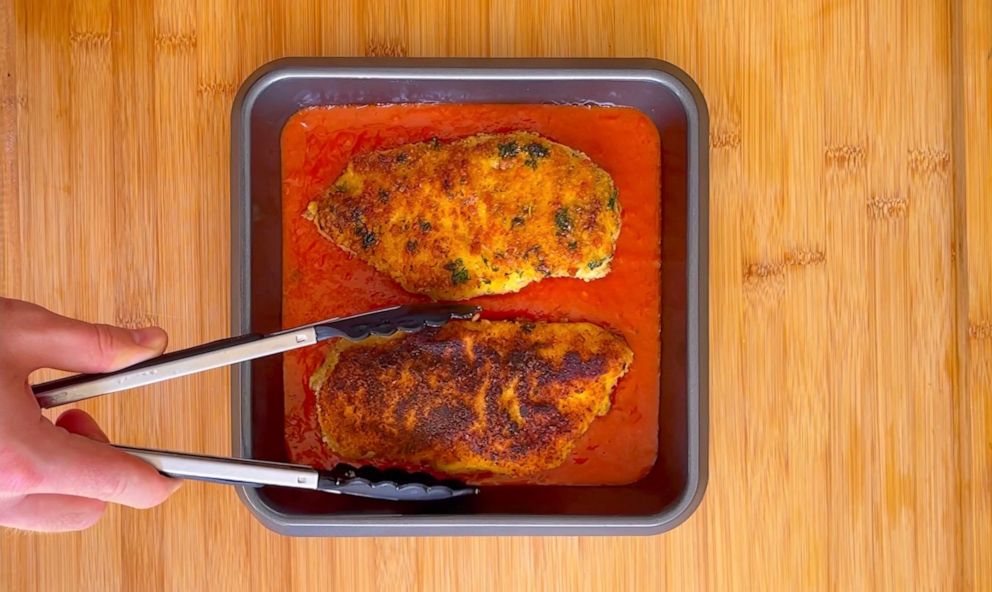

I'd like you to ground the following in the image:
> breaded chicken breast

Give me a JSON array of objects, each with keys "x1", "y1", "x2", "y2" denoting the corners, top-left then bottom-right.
[
  {"x1": 311, "y1": 320, "x2": 633, "y2": 477},
  {"x1": 305, "y1": 132, "x2": 621, "y2": 300}
]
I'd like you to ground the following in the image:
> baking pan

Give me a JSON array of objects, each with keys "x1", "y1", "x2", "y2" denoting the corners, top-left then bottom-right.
[{"x1": 230, "y1": 57, "x2": 708, "y2": 536}]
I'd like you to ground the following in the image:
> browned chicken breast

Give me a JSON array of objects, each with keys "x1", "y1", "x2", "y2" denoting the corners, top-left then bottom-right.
[
  {"x1": 305, "y1": 132, "x2": 621, "y2": 300},
  {"x1": 311, "y1": 320, "x2": 633, "y2": 477}
]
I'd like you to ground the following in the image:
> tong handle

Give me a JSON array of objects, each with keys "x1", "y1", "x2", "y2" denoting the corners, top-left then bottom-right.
[
  {"x1": 115, "y1": 445, "x2": 321, "y2": 490},
  {"x1": 31, "y1": 329, "x2": 318, "y2": 408}
]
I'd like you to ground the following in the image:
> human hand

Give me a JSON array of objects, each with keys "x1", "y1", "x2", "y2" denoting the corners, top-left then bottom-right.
[{"x1": 0, "y1": 297, "x2": 181, "y2": 532}]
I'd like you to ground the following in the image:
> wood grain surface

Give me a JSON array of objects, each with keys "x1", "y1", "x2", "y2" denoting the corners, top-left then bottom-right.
[{"x1": 1, "y1": 1, "x2": 989, "y2": 590}]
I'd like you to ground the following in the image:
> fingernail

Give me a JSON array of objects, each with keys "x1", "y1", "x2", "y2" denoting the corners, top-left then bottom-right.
[{"x1": 131, "y1": 327, "x2": 167, "y2": 350}]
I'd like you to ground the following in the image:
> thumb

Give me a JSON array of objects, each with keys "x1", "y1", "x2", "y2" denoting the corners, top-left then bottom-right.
[{"x1": 0, "y1": 298, "x2": 168, "y2": 375}]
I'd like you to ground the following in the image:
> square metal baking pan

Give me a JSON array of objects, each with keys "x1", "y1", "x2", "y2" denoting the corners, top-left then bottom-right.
[{"x1": 230, "y1": 57, "x2": 708, "y2": 536}]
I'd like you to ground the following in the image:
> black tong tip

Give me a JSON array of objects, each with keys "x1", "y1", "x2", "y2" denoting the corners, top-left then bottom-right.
[{"x1": 318, "y1": 464, "x2": 478, "y2": 501}]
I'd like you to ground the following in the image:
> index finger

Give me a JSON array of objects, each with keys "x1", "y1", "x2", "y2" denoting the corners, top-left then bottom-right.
[{"x1": 26, "y1": 423, "x2": 181, "y2": 509}]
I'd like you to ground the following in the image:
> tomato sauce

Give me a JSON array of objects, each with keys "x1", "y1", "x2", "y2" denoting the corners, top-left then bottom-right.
[{"x1": 281, "y1": 104, "x2": 661, "y2": 485}]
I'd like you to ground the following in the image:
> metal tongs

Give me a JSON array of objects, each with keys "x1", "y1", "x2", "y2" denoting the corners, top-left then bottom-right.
[{"x1": 31, "y1": 304, "x2": 481, "y2": 502}]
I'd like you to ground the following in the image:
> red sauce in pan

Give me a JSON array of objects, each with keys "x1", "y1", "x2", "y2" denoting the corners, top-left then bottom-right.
[{"x1": 281, "y1": 104, "x2": 661, "y2": 485}]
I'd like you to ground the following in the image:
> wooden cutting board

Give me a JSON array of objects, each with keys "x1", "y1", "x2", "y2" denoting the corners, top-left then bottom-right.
[{"x1": 1, "y1": 1, "x2": 989, "y2": 590}]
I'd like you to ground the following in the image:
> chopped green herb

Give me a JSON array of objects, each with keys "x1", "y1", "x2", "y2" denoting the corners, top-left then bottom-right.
[
  {"x1": 428, "y1": 137, "x2": 441, "y2": 149},
  {"x1": 444, "y1": 259, "x2": 470, "y2": 285},
  {"x1": 511, "y1": 216, "x2": 525, "y2": 228},
  {"x1": 555, "y1": 207, "x2": 573, "y2": 233},
  {"x1": 419, "y1": 220, "x2": 432, "y2": 232},
  {"x1": 523, "y1": 142, "x2": 550, "y2": 168},
  {"x1": 361, "y1": 232, "x2": 376, "y2": 249},
  {"x1": 607, "y1": 187, "x2": 618, "y2": 211},
  {"x1": 524, "y1": 142, "x2": 549, "y2": 159},
  {"x1": 395, "y1": 152, "x2": 409, "y2": 163},
  {"x1": 498, "y1": 141, "x2": 519, "y2": 158},
  {"x1": 481, "y1": 278, "x2": 492, "y2": 285},
  {"x1": 587, "y1": 258, "x2": 606, "y2": 270},
  {"x1": 521, "y1": 323, "x2": 536, "y2": 333},
  {"x1": 378, "y1": 189, "x2": 390, "y2": 203},
  {"x1": 405, "y1": 240, "x2": 418, "y2": 253},
  {"x1": 354, "y1": 225, "x2": 377, "y2": 250},
  {"x1": 567, "y1": 241, "x2": 578, "y2": 251}
]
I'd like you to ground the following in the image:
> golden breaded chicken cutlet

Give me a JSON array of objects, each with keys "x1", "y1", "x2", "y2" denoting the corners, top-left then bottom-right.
[
  {"x1": 311, "y1": 320, "x2": 633, "y2": 477},
  {"x1": 306, "y1": 132, "x2": 621, "y2": 300}
]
